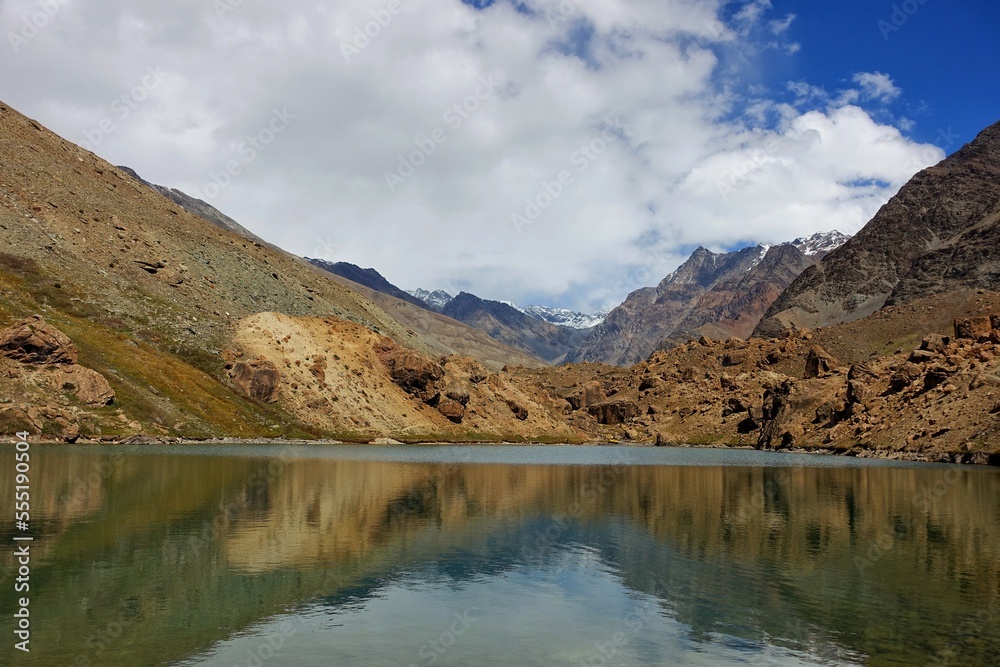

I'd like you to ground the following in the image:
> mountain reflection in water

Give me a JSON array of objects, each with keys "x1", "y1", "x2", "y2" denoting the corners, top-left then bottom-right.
[{"x1": 0, "y1": 445, "x2": 997, "y2": 666}]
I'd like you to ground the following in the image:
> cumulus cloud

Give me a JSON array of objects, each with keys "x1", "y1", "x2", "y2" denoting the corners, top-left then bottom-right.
[{"x1": 0, "y1": 0, "x2": 942, "y2": 312}]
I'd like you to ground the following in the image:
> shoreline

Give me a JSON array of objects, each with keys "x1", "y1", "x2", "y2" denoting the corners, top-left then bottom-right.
[{"x1": 13, "y1": 436, "x2": 999, "y2": 466}]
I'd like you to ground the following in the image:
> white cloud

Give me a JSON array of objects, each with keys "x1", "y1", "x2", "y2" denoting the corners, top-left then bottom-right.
[
  {"x1": 769, "y1": 13, "x2": 796, "y2": 35},
  {"x1": 852, "y1": 71, "x2": 902, "y2": 103},
  {"x1": 0, "y1": 0, "x2": 942, "y2": 312}
]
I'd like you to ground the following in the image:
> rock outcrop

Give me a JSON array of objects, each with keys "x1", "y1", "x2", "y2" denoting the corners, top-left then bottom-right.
[
  {"x1": 229, "y1": 359, "x2": 281, "y2": 403},
  {"x1": 0, "y1": 316, "x2": 79, "y2": 365},
  {"x1": 53, "y1": 365, "x2": 115, "y2": 406}
]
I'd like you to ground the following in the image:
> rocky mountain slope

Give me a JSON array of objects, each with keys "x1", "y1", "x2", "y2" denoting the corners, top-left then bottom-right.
[
  {"x1": 441, "y1": 292, "x2": 590, "y2": 364},
  {"x1": 308, "y1": 259, "x2": 429, "y2": 309},
  {"x1": 117, "y1": 166, "x2": 268, "y2": 244},
  {"x1": 0, "y1": 100, "x2": 557, "y2": 440},
  {"x1": 756, "y1": 121, "x2": 1000, "y2": 337},
  {"x1": 567, "y1": 232, "x2": 847, "y2": 366}
]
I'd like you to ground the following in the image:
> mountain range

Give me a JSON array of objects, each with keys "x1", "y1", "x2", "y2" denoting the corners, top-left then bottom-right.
[
  {"x1": 1, "y1": 97, "x2": 998, "y2": 462},
  {"x1": 565, "y1": 232, "x2": 849, "y2": 366}
]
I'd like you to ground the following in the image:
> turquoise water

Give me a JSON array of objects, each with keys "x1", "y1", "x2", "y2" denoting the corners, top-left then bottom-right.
[{"x1": 1, "y1": 445, "x2": 998, "y2": 666}]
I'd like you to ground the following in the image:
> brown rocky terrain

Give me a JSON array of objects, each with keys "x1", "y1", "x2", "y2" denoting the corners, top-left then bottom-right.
[
  {"x1": 756, "y1": 120, "x2": 1000, "y2": 337},
  {"x1": 227, "y1": 312, "x2": 581, "y2": 441},
  {"x1": 517, "y1": 290, "x2": 1000, "y2": 463}
]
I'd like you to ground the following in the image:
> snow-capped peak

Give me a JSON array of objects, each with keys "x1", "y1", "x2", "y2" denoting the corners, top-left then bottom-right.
[
  {"x1": 407, "y1": 288, "x2": 454, "y2": 311},
  {"x1": 522, "y1": 305, "x2": 609, "y2": 329},
  {"x1": 791, "y1": 230, "x2": 851, "y2": 257}
]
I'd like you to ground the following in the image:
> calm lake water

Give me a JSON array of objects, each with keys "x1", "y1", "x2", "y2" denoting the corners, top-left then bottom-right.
[{"x1": 1, "y1": 445, "x2": 999, "y2": 666}]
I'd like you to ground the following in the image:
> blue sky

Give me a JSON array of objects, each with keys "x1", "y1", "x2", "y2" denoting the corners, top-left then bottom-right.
[
  {"x1": 1, "y1": 0, "x2": 996, "y2": 312},
  {"x1": 767, "y1": 0, "x2": 999, "y2": 150}
]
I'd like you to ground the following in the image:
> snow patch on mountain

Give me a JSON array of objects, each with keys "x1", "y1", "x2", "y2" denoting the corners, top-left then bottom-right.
[
  {"x1": 522, "y1": 305, "x2": 609, "y2": 329},
  {"x1": 791, "y1": 230, "x2": 851, "y2": 257},
  {"x1": 407, "y1": 289, "x2": 454, "y2": 311}
]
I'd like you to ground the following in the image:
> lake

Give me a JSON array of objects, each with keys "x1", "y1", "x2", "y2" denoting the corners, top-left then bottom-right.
[{"x1": 1, "y1": 445, "x2": 998, "y2": 666}]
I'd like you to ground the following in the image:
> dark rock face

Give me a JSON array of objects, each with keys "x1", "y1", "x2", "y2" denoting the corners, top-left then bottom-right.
[
  {"x1": 0, "y1": 316, "x2": 79, "y2": 365},
  {"x1": 756, "y1": 120, "x2": 1000, "y2": 337},
  {"x1": 375, "y1": 340, "x2": 444, "y2": 402},
  {"x1": 588, "y1": 400, "x2": 639, "y2": 425},
  {"x1": 230, "y1": 359, "x2": 281, "y2": 403},
  {"x1": 442, "y1": 292, "x2": 589, "y2": 365},
  {"x1": 804, "y1": 346, "x2": 839, "y2": 378},
  {"x1": 506, "y1": 399, "x2": 529, "y2": 421},
  {"x1": 566, "y1": 381, "x2": 606, "y2": 410}
]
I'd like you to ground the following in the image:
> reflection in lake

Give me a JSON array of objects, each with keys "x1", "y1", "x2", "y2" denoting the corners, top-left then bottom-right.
[{"x1": 1, "y1": 445, "x2": 998, "y2": 666}]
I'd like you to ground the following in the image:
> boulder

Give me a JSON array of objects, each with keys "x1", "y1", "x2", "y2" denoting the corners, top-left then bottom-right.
[
  {"x1": 954, "y1": 317, "x2": 992, "y2": 341},
  {"x1": 992, "y1": 315, "x2": 1000, "y2": 330},
  {"x1": 588, "y1": 400, "x2": 639, "y2": 425},
  {"x1": 375, "y1": 338, "x2": 443, "y2": 399},
  {"x1": 920, "y1": 333, "x2": 950, "y2": 353},
  {"x1": 722, "y1": 397, "x2": 749, "y2": 417},
  {"x1": 638, "y1": 376, "x2": 660, "y2": 391},
  {"x1": 803, "y1": 346, "x2": 838, "y2": 378},
  {"x1": 722, "y1": 349, "x2": 750, "y2": 367},
  {"x1": 908, "y1": 349, "x2": 937, "y2": 363},
  {"x1": 53, "y1": 365, "x2": 115, "y2": 406},
  {"x1": 758, "y1": 377, "x2": 841, "y2": 449},
  {"x1": 308, "y1": 358, "x2": 327, "y2": 383},
  {"x1": 654, "y1": 432, "x2": 672, "y2": 447},
  {"x1": 847, "y1": 380, "x2": 870, "y2": 406},
  {"x1": 888, "y1": 362, "x2": 922, "y2": 392},
  {"x1": 26, "y1": 405, "x2": 79, "y2": 442},
  {"x1": 0, "y1": 316, "x2": 78, "y2": 365},
  {"x1": 922, "y1": 365, "x2": 955, "y2": 392},
  {"x1": 230, "y1": 359, "x2": 280, "y2": 403},
  {"x1": 437, "y1": 397, "x2": 466, "y2": 424},
  {"x1": 506, "y1": 400, "x2": 529, "y2": 421},
  {"x1": 444, "y1": 383, "x2": 471, "y2": 406},
  {"x1": 566, "y1": 381, "x2": 606, "y2": 411}
]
